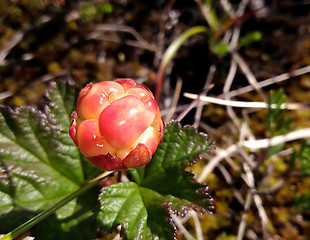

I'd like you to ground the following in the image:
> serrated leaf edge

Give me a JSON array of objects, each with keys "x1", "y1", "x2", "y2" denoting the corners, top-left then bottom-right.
[{"x1": 166, "y1": 120, "x2": 216, "y2": 164}]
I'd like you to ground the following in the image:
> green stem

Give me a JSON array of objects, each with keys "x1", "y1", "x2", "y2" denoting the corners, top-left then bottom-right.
[
  {"x1": 0, "y1": 171, "x2": 114, "y2": 240},
  {"x1": 155, "y1": 26, "x2": 208, "y2": 101}
]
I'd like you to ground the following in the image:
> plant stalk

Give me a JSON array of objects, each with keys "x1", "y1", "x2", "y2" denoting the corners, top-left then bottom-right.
[
  {"x1": 155, "y1": 26, "x2": 208, "y2": 101},
  {"x1": 0, "y1": 171, "x2": 114, "y2": 240}
]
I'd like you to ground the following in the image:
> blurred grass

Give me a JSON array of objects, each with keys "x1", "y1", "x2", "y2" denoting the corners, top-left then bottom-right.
[{"x1": 1, "y1": 0, "x2": 310, "y2": 239}]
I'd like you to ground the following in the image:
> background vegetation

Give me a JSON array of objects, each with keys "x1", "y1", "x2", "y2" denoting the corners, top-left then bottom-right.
[{"x1": 1, "y1": 0, "x2": 310, "y2": 239}]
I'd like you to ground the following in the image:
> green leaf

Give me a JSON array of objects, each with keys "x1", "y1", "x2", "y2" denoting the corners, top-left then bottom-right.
[
  {"x1": 266, "y1": 143, "x2": 285, "y2": 159},
  {"x1": 128, "y1": 167, "x2": 145, "y2": 185},
  {"x1": 98, "y1": 182, "x2": 174, "y2": 240},
  {"x1": 33, "y1": 185, "x2": 100, "y2": 240},
  {"x1": 293, "y1": 141, "x2": 310, "y2": 212},
  {"x1": 296, "y1": 140, "x2": 310, "y2": 175},
  {"x1": 295, "y1": 192, "x2": 310, "y2": 212},
  {"x1": 98, "y1": 3, "x2": 114, "y2": 15},
  {"x1": 79, "y1": 3, "x2": 97, "y2": 22},
  {"x1": 300, "y1": 141, "x2": 310, "y2": 175},
  {"x1": 239, "y1": 31, "x2": 262, "y2": 47},
  {"x1": 265, "y1": 89, "x2": 291, "y2": 158},
  {"x1": 141, "y1": 121, "x2": 214, "y2": 211},
  {"x1": 99, "y1": 121, "x2": 214, "y2": 239},
  {"x1": 211, "y1": 42, "x2": 228, "y2": 57},
  {"x1": 266, "y1": 89, "x2": 289, "y2": 136},
  {"x1": 0, "y1": 81, "x2": 99, "y2": 239}
]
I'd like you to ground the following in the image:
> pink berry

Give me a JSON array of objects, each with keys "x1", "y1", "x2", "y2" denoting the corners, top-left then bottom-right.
[{"x1": 69, "y1": 79, "x2": 164, "y2": 171}]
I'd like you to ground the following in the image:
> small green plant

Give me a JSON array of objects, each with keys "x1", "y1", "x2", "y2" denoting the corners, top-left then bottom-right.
[
  {"x1": 79, "y1": 2, "x2": 113, "y2": 22},
  {"x1": 265, "y1": 89, "x2": 292, "y2": 158},
  {"x1": 265, "y1": 90, "x2": 310, "y2": 215},
  {"x1": 292, "y1": 140, "x2": 310, "y2": 212},
  {"x1": 239, "y1": 31, "x2": 262, "y2": 48},
  {"x1": 266, "y1": 89, "x2": 291, "y2": 137}
]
